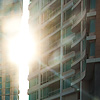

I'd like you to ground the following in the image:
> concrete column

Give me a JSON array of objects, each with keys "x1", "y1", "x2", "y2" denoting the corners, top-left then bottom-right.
[{"x1": 60, "y1": 0, "x2": 63, "y2": 100}]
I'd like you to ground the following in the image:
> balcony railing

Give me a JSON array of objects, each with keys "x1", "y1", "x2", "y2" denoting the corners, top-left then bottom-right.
[
  {"x1": 41, "y1": 23, "x2": 61, "y2": 40},
  {"x1": 73, "y1": 12, "x2": 81, "y2": 25},
  {"x1": 48, "y1": 89, "x2": 60, "y2": 96},
  {"x1": 48, "y1": 55, "x2": 60, "y2": 66},
  {"x1": 41, "y1": 72, "x2": 60, "y2": 84},
  {"x1": 42, "y1": 6, "x2": 61, "y2": 23},
  {"x1": 72, "y1": 9, "x2": 86, "y2": 29},
  {"x1": 72, "y1": 52, "x2": 80, "y2": 63},
  {"x1": 42, "y1": 0, "x2": 55, "y2": 9},
  {"x1": 71, "y1": 72, "x2": 80, "y2": 82},
  {"x1": 41, "y1": 88, "x2": 60, "y2": 99},
  {"x1": 48, "y1": 39, "x2": 60, "y2": 50},
  {"x1": 48, "y1": 23, "x2": 61, "y2": 36},
  {"x1": 73, "y1": 0, "x2": 79, "y2": 4},
  {"x1": 71, "y1": 50, "x2": 86, "y2": 67},
  {"x1": 71, "y1": 29, "x2": 86, "y2": 48},
  {"x1": 73, "y1": 33, "x2": 81, "y2": 43}
]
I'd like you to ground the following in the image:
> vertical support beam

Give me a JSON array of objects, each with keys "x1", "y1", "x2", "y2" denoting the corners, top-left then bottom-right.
[
  {"x1": 80, "y1": 1, "x2": 83, "y2": 100},
  {"x1": 39, "y1": 0, "x2": 42, "y2": 99},
  {"x1": 60, "y1": 0, "x2": 63, "y2": 100}
]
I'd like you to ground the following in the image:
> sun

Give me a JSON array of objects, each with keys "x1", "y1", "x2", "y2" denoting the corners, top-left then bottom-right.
[{"x1": 2, "y1": 0, "x2": 37, "y2": 100}]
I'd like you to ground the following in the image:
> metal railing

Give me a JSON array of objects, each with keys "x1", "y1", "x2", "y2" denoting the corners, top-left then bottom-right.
[
  {"x1": 73, "y1": 0, "x2": 79, "y2": 4},
  {"x1": 72, "y1": 33, "x2": 81, "y2": 43},
  {"x1": 41, "y1": 72, "x2": 60, "y2": 84},
  {"x1": 42, "y1": 0, "x2": 54, "y2": 9},
  {"x1": 42, "y1": 6, "x2": 61, "y2": 23},
  {"x1": 71, "y1": 72, "x2": 80, "y2": 82},
  {"x1": 48, "y1": 55, "x2": 60, "y2": 65},
  {"x1": 40, "y1": 88, "x2": 60, "y2": 99},
  {"x1": 73, "y1": 12, "x2": 81, "y2": 24}
]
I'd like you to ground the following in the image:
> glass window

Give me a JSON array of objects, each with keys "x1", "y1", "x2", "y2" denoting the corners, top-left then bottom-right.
[
  {"x1": 63, "y1": 26, "x2": 72, "y2": 38},
  {"x1": 29, "y1": 91, "x2": 38, "y2": 100},
  {"x1": 5, "y1": 82, "x2": 10, "y2": 88},
  {"x1": 0, "y1": 96, "x2": 1, "y2": 100},
  {"x1": 29, "y1": 76, "x2": 38, "y2": 88},
  {"x1": 82, "y1": 60, "x2": 86, "y2": 72},
  {"x1": 6, "y1": 76, "x2": 10, "y2": 82},
  {"x1": 90, "y1": 42, "x2": 95, "y2": 56},
  {"x1": 0, "y1": 89, "x2": 1, "y2": 95},
  {"x1": 83, "y1": 0, "x2": 86, "y2": 10},
  {"x1": 0, "y1": 77, "x2": 2, "y2": 83},
  {"x1": 90, "y1": 19, "x2": 96, "y2": 33},
  {"x1": 82, "y1": 39, "x2": 86, "y2": 51},
  {"x1": 90, "y1": 0, "x2": 96, "y2": 9},
  {"x1": 14, "y1": 88, "x2": 18, "y2": 94},
  {"x1": 5, "y1": 88, "x2": 10, "y2": 95},
  {"x1": 63, "y1": 78, "x2": 71, "y2": 89},
  {"x1": 5, "y1": 96, "x2": 10, "y2": 100},
  {"x1": 13, "y1": 95, "x2": 18, "y2": 100},
  {"x1": 63, "y1": 60, "x2": 71, "y2": 72},
  {"x1": 63, "y1": 8, "x2": 72, "y2": 22},
  {"x1": 0, "y1": 84, "x2": 2, "y2": 89},
  {"x1": 63, "y1": 44, "x2": 71, "y2": 55}
]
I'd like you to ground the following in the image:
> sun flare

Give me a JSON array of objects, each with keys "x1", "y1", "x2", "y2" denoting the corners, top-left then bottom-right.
[{"x1": 2, "y1": 0, "x2": 37, "y2": 100}]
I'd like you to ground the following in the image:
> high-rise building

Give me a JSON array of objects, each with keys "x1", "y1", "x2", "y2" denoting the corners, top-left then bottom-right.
[
  {"x1": 28, "y1": 0, "x2": 100, "y2": 100},
  {"x1": 0, "y1": 0, "x2": 22, "y2": 100}
]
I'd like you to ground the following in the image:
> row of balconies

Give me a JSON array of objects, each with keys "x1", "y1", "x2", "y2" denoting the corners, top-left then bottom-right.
[
  {"x1": 28, "y1": 65, "x2": 86, "y2": 98},
  {"x1": 29, "y1": 49, "x2": 86, "y2": 87}
]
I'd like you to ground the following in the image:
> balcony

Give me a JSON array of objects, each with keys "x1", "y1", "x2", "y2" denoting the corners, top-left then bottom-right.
[
  {"x1": 41, "y1": 23, "x2": 61, "y2": 41},
  {"x1": 63, "y1": 51, "x2": 75, "y2": 62},
  {"x1": 41, "y1": 72, "x2": 60, "y2": 85},
  {"x1": 40, "y1": 81, "x2": 60, "y2": 99},
  {"x1": 42, "y1": 0, "x2": 56, "y2": 9},
  {"x1": 63, "y1": 33, "x2": 75, "y2": 45},
  {"x1": 42, "y1": 6, "x2": 61, "y2": 26},
  {"x1": 40, "y1": 88, "x2": 60, "y2": 100},
  {"x1": 49, "y1": 89, "x2": 60, "y2": 97},
  {"x1": 42, "y1": 39, "x2": 60, "y2": 57},
  {"x1": 71, "y1": 50, "x2": 86, "y2": 67},
  {"x1": 48, "y1": 55, "x2": 60, "y2": 66},
  {"x1": 71, "y1": 29, "x2": 86, "y2": 48},
  {"x1": 72, "y1": 9, "x2": 86, "y2": 30},
  {"x1": 71, "y1": 71, "x2": 86, "y2": 85}
]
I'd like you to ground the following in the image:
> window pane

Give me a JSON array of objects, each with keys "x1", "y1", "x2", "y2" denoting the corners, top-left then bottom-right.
[
  {"x1": 90, "y1": 19, "x2": 96, "y2": 33},
  {"x1": 14, "y1": 88, "x2": 18, "y2": 94},
  {"x1": 5, "y1": 82, "x2": 10, "y2": 88},
  {"x1": 63, "y1": 60, "x2": 71, "y2": 72},
  {"x1": 5, "y1": 96, "x2": 10, "y2": 100},
  {"x1": 13, "y1": 95, "x2": 18, "y2": 100},
  {"x1": 0, "y1": 84, "x2": 2, "y2": 89},
  {"x1": 0, "y1": 96, "x2": 1, "y2": 100},
  {"x1": 0, "y1": 90, "x2": 1, "y2": 95},
  {"x1": 90, "y1": 0, "x2": 96, "y2": 9},
  {"x1": 90, "y1": 42, "x2": 95, "y2": 56},
  {"x1": 6, "y1": 76, "x2": 10, "y2": 82},
  {"x1": 0, "y1": 78, "x2": 1, "y2": 83},
  {"x1": 5, "y1": 88, "x2": 10, "y2": 95},
  {"x1": 63, "y1": 78, "x2": 71, "y2": 89}
]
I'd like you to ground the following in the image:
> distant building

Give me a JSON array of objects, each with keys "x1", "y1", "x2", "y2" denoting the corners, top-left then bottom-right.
[
  {"x1": 28, "y1": 0, "x2": 100, "y2": 100},
  {"x1": 0, "y1": 0, "x2": 23, "y2": 100}
]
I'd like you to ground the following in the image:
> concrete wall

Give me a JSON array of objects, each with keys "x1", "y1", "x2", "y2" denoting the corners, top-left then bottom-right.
[
  {"x1": 95, "y1": 0, "x2": 100, "y2": 57},
  {"x1": 94, "y1": 63, "x2": 100, "y2": 99}
]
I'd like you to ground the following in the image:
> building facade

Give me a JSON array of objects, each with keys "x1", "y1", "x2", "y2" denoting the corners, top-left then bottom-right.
[
  {"x1": 28, "y1": 0, "x2": 100, "y2": 100},
  {"x1": 0, "y1": 0, "x2": 22, "y2": 100}
]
